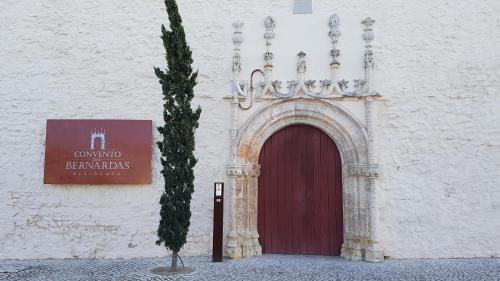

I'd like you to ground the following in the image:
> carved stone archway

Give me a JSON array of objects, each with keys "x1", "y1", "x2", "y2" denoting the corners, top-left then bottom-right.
[
  {"x1": 224, "y1": 13, "x2": 384, "y2": 262},
  {"x1": 225, "y1": 98, "x2": 383, "y2": 262}
]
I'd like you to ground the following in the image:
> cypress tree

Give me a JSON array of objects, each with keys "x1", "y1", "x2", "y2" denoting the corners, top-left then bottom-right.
[{"x1": 154, "y1": 0, "x2": 201, "y2": 272}]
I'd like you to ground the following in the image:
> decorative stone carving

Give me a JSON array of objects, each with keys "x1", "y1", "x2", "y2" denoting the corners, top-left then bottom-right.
[
  {"x1": 328, "y1": 13, "x2": 340, "y2": 44},
  {"x1": 226, "y1": 166, "x2": 243, "y2": 177},
  {"x1": 229, "y1": 21, "x2": 244, "y2": 166},
  {"x1": 263, "y1": 50, "x2": 344, "y2": 98},
  {"x1": 328, "y1": 13, "x2": 343, "y2": 94},
  {"x1": 362, "y1": 17, "x2": 374, "y2": 70},
  {"x1": 264, "y1": 16, "x2": 276, "y2": 44},
  {"x1": 225, "y1": 163, "x2": 262, "y2": 259},
  {"x1": 263, "y1": 51, "x2": 273, "y2": 64},
  {"x1": 232, "y1": 21, "x2": 243, "y2": 72},
  {"x1": 229, "y1": 13, "x2": 382, "y2": 107},
  {"x1": 237, "y1": 13, "x2": 346, "y2": 100},
  {"x1": 224, "y1": 99, "x2": 384, "y2": 261},
  {"x1": 232, "y1": 53, "x2": 241, "y2": 72},
  {"x1": 263, "y1": 16, "x2": 275, "y2": 67},
  {"x1": 226, "y1": 164, "x2": 261, "y2": 178},
  {"x1": 287, "y1": 80, "x2": 298, "y2": 90},
  {"x1": 364, "y1": 49, "x2": 374, "y2": 69},
  {"x1": 360, "y1": 17, "x2": 380, "y2": 97},
  {"x1": 361, "y1": 17, "x2": 375, "y2": 44},
  {"x1": 330, "y1": 49, "x2": 340, "y2": 65},
  {"x1": 338, "y1": 79, "x2": 349, "y2": 91},
  {"x1": 271, "y1": 80, "x2": 282, "y2": 91},
  {"x1": 224, "y1": 13, "x2": 384, "y2": 262},
  {"x1": 232, "y1": 21, "x2": 246, "y2": 98},
  {"x1": 347, "y1": 164, "x2": 381, "y2": 178}
]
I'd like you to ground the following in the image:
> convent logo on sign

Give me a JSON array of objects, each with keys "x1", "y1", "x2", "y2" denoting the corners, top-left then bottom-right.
[{"x1": 44, "y1": 120, "x2": 152, "y2": 184}]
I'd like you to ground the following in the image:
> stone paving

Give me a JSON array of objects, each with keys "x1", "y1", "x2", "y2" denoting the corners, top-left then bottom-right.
[{"x1": 1, "y1": 255, "x2": 499, "y2": 281}]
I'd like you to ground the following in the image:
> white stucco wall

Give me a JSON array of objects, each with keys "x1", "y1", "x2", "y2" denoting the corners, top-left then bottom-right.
[{"x1": 0, "y1": 0, "x2": 499, "y2": 259}]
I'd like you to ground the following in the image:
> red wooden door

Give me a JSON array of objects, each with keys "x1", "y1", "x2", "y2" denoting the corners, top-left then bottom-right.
[{"x1": 258, "y1": 125, "x2": 343, "y2": 255}]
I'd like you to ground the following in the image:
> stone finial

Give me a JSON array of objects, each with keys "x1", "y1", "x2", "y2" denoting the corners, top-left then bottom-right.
[
  {"x1": 361, "y1": 17, "x2": 375, "y2": 45},
  {"x1": 361, "y1": 17, "x2": 375, "y2": 72},
  {"x1": 329, "y1": 12, "x2": 341, "y2": 68},
  {"x1": 328, "y1": 13, "x2": 340, "y2": 43},
  {"x1": 232, "y1": 21, "x2": 243, "y2": 46},
  {"x1": 232, "y1": 21, "x2": 243, "y2": 72},
  {"x1": 264, "y1": 16, "x2": 276, "y2": 45},
  {"x1": 263, "y1": 16, "x2": 276, "y2": 68}
]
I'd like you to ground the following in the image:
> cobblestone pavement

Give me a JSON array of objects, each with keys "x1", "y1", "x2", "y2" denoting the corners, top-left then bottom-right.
[{"x1": 1, "y1": 255, "x2": 499, "y2": 281}]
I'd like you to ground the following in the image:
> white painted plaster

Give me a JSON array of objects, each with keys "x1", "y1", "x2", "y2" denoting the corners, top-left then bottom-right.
[{"x1": 0, "y1": 0, "x2": 499, "y2": 259}]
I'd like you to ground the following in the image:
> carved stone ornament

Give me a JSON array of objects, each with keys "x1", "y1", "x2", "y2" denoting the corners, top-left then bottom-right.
[
  {"x1": 226, "y1": 164, "x2": 261, "y2": 178},
  {"x1": 362, "y1": 17, "x2": 375, "y2": 71},
  {"x1": 232, "y1": 21, "x2": 244, "y2": 45},
  {"x1": 264, "y1": 16, "x2": 276, "y2": 44},
  {"x1": 223, "y1": 99, "x2": 385, "y2": 261},
  {"x1": 347, "y1": 164, "x2": 381, "y2": 177},
  {"x1": 231, "y1": 20, "x2": 249, "y2": 99},
  {"x1": 229, "y1": 12, "x2": 383, "y2": 104},
  {"x1": 361, "y1": 17, "x2": 375, "y2": 43},
  {"x1": 224, "y1": 14, "x2": 385, "y2": 262}
]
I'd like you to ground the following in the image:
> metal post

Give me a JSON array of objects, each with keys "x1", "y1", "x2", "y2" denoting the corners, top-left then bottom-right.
[{"x1": 212, "y1": 182, "x2": 224, "y2": 262}]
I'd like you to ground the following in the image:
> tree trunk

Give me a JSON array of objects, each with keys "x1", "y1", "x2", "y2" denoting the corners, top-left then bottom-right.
[{"x1": 171, "y1": 250, "x2": 178, "y2": 272}]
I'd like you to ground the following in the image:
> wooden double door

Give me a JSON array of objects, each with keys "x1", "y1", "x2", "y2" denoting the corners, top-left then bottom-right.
[{"x1": 257, "y1": 125, "x2": 343, "y2": 255}]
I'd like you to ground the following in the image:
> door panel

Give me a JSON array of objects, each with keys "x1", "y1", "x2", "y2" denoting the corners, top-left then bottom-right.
[{"x1": 257, "y1": 125, "x2": 343, "y2": 255}]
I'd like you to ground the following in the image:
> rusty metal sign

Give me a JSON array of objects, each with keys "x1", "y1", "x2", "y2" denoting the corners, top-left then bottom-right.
[{"x1": 44, "y1": 119, "x2": 152, "y2": 184}]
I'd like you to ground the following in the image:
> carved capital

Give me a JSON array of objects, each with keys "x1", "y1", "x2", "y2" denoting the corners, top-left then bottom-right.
[
  {"x1": 242, "y1": 164, "x2": 261, "y2": 178},
  {"x1": 226, "y1": 164, "x2": 261, "y2": 178},
  {"x1": 226, "y1": 165, "x2": 242, "y2": 177},
  {"x1": 347, "y1": 164, "x2": 381, "y2": 178}
]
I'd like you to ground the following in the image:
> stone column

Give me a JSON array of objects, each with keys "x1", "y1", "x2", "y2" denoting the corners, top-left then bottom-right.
[
  {"x1": 225, "y1": 20, "x2": 245, "y2": 259},
  {"x1": 241, "y1": 164, "x2": 262, "y2": 257},
  {"x1": 364, "y1": 97, "x2": 383, "y2": 262},
  {"x1": 361, "y1": 16, "x2": 384, "y2": 262},
  {"x1": 225, "y1": 164, "x2": 262, "y2": 259},
  {"x1": 225, "y1": 172, "x2": 242, "y2": 259}
]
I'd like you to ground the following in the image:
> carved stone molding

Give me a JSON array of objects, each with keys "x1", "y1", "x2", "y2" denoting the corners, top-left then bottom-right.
[
  {"x1": 225, "y1": 163, "x2": 262, "y2": 259},
  {"x1": 226, "y1": 164, "x2": 261, "y2": 178},
  {"x1": 232, "y1": 21, "x2": 243, "y2": 72},
  {"x1": 264, "y1": 16, "x2": 275, "y2": 67},
  {"x1": 223, "y1": 99, "x2": 384, "y2": 261},
  {"x1": 347, "y1": 164, "x2": 381, "y2": 178},
  {"x1": 229, "y1": 13, "x2": 381, "y2": 108},
  {"x1": 224, "y1": 13, "x2": 385, "y2": 262}
]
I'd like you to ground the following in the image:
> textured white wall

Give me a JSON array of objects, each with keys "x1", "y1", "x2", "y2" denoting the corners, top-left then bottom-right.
[{"x1": 0, "y1": 0, "x2": 499, "y2": 259}]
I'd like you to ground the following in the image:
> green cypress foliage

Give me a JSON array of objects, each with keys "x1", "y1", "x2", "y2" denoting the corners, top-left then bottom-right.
[{"x1": 154, "y1": 0, "x2": 201, "y2": 271}]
